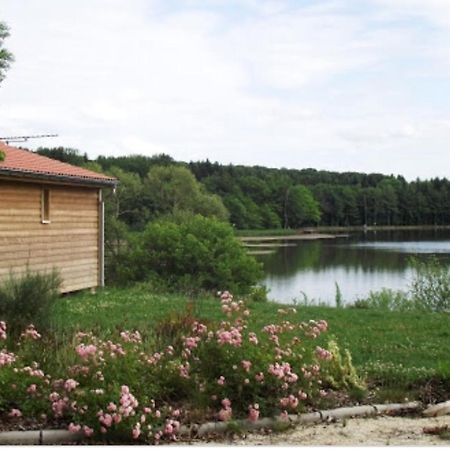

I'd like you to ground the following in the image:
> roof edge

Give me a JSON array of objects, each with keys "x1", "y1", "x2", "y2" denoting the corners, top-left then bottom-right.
[{"x1": 0, "y1": 167, "x2": 118, "y2": 188}]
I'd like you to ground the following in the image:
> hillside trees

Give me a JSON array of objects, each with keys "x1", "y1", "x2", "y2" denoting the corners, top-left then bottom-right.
[
  {"x1": 284, "y1": 185, "x2": 321, "y2": 228},
  {"x1": 32, "y1": 148, "x2": 450, "y2": 229}
]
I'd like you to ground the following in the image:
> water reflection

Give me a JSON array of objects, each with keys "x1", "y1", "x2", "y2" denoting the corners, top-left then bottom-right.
[{"x1": 257, "y1": 229, "x2": 450, "y2": 304}]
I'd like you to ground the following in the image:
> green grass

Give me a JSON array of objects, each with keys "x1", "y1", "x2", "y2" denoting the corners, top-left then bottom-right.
[{"x1": 51, "y1": 286, "x2": 450, "y2": 401}]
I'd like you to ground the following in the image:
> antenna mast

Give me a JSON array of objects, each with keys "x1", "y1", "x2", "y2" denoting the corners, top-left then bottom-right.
[{"x1": 0, "y1": 134, "x2": 58, "y2": 144}]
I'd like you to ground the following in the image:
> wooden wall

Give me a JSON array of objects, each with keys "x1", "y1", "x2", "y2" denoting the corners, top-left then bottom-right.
[{"x1": 0, "y1": 179, "x2": 100, "y2": 292}]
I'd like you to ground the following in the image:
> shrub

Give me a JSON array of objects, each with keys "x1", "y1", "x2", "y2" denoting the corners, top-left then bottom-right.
[
  {"x1": 0, "y1": 269, "x2": 61, "y2": 337},
  {"x1": 351, "y1": 288, "x2": 410, "y2": 311},
  {"x1": 410, "y1": 257, "x2": 450, "y2": 312},
  {"x1": 127, "y1": 215, "x2": 263, "y2": 294},
  {"x1": 247, "y1": 285, "x2": 270, "y2": 303}
]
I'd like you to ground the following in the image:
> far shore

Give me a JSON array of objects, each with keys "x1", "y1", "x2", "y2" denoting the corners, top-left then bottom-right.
[
  {"x1": 237, "y1": 224, "x2": 450, "y2": 242},
  {"x1": 240, "y1": 233, "x2": 349, "y2": 242}
]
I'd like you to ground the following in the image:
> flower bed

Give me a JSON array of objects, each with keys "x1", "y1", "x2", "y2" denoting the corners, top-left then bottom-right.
[{"x1": 0, "y1": 292, "x2": 361, "y2": 443}]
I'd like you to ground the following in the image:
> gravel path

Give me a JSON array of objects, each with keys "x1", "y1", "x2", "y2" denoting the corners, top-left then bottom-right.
[
  {"x1": 240, "y1": 416, "x2": 450, "y2": 446},
  {"x1": 183, "y1": 416, "x2": 450, "y2": 446}
]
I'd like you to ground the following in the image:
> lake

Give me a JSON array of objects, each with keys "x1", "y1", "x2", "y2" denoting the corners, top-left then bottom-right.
[{"x1": 256, "y1": 229, "x2": 450, "y2": 305}]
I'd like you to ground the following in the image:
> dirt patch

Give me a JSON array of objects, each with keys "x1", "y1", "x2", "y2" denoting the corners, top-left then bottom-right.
[
  {"x1": 233, "y1": 416, "x2": 450, "y2": 446},
  {"x1": 179, "y1": 416, "x2": 450, "y2": 446}
]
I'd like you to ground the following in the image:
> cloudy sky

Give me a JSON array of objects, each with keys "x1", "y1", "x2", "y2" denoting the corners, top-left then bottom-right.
[{"x1": 1, "y1": 0, "x2": 450, "y2": 180}]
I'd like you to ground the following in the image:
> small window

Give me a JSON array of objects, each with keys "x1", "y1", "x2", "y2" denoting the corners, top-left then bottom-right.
[{"x1": 41, "y1": 189, "x2": 51, "y2": 224}]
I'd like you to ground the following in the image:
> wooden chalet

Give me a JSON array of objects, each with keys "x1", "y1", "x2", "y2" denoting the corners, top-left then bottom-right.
[{"x1": 0, "y1": 141, "x2": 117, "y2": 292}]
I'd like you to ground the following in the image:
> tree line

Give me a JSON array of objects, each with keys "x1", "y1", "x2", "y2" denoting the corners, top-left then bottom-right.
[{"x1": 36, "y1": 147, "x2": 450, "y2": 230}]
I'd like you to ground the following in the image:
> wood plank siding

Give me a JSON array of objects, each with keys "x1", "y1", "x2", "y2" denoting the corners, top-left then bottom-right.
[{"x1": 0, "y1": 179, "x2": 100, "y2": 292}]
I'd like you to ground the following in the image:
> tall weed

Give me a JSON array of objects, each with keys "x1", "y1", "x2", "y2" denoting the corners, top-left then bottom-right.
[{"x1": 0, "y1": 269, "x2": 61, "y2": 337}]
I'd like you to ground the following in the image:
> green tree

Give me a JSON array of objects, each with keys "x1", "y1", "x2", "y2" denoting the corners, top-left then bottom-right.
[
  {"x1": 285, "y1": 185, "x2": 321, "y2": 228},
  {"x1": 128, "y1": 215, "x2": 262, "y2": 293},
  {"x1": 36, "y1": 147, "x2": 88, "y2": 166},
  {"x1": 105, "y1": 166, "x2": 150, "y2": 230},
  {"x1": 144, "y1": 165, "x2": 229, "y2": 221},
  {"x1": 0, "y1": 21, "x2": 13, "y2": 84}
]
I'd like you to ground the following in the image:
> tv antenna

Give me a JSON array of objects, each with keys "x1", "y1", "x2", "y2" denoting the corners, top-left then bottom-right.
[{"x1": 0, "y1": 134, "x2": 58, "y2": 144}]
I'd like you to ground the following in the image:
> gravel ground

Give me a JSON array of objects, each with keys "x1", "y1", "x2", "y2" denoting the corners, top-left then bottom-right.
[{"x1": 183, "y1": 416, "x2": 450, "y2": 446}]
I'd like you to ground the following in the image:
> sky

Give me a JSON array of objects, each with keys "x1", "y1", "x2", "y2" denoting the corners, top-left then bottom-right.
[{"x1": 1, "y1": 0, "x2": 450, "y2": 180}]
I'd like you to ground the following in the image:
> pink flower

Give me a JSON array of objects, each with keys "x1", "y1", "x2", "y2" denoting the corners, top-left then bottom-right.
[
  {"x1": 255, "y1": 372, "x2": 265, "y2": 382},
  {"x1": 218, "y1": 407, "x2": 232, "y2": 421},
  {"x1": 248, "y1": 404, "x2": 260, "y2": 422},
  {"x1": 27, "y1": 384, "x2": 37, "y2": 394},
  {"x1": 241, "y1": 360, "x2": 252, "y2": 372},
  {"x1": 184, "y1": 336, "x2": 200, "y2": 350},
  {"x1": 120, "y1": 330, "x2": 142, "y2": 343},
  {"x1": 298, "y1": 390, "x2": 308, "y2": 400},
  {"x1": 315, "y1": 346, "x2": 333, "y2": 361},
  {"x1": 99, "y1": 414, "x2": 113, "y2": 428},
  {"x1": 222, "y1": 398, "x2": 231, "y2": 408},
  {"x1": 0, "y1": 321, "x2": 6, "y2": 340},
  {"x1": 0, "y1": 349, "x2": 16, "y2": 367},
  {"x1": 64, "y1": 378, "x2": 79, "y2": 392},
  {"x1": 107, "y1": 402, "x2": 117, "y2": 412},
  {"x1": 179, "y1": 363, "x2": 190, "y2": 379},
  {"x1": 20, "y1": 324, "x2": 41, "y2": 340},
  {"x1": 248, "y1": 332, "x2": 258, "y2": 345},
  {"x1": 9, "y1": 408, "x2": 22, "y2": 418},
  {"x1": 132, "y1": 423, "x2": 141, "y2": 439},
  {"x1": 217, "y1": 376, "x2": 226, "y2": 385},
  {"x1": 83, "y1": 426, "x2": 94, "y2": 437},
  {"x1": 75, "y1": 344, "x2": 97, "y2": 359},
  {"x1": 68, "y1": 423, "x2": 81, "y2": 433}
]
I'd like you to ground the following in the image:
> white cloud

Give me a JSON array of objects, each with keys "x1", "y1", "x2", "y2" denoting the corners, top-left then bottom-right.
[{"x1": 0, "y1": 0, "x2": 449, "y2": 180}]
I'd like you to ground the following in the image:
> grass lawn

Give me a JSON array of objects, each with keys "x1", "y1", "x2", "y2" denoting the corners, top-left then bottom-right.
[{"x1": 52, "y1": 285, "x2": 450, "y2": 402}]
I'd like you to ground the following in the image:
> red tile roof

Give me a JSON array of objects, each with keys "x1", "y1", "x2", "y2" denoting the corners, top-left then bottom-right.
[{"x1": 0, "y1": 141, "x2": 116, "y2": 186}]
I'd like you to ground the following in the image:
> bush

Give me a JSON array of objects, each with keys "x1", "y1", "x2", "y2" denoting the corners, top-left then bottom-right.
[
  {"x1": 126, "y1": 215, "x2": 263, "y2": 294},
  {"x1": 410, "y1": 257, "x2": 450, "y2": 312},
  {"x1": 247, "y1": 285, "x2": 270, "y2": 303},
  {"x1": 351, "y1": 288, "x2": 410, "y2": 311},
  {"x1": 0, "y1": 269, "x2": 61, "y2": 337}
]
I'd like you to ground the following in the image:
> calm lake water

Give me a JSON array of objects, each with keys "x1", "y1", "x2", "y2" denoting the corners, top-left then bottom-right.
[{"x1": 256, "y1": 229, "x2": 450, "y2": 305}]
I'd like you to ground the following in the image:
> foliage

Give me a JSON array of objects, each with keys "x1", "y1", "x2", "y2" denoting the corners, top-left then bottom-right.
[
  {"x1": 104, "y1": 216, "x2": 133, "y2": 285},
  {"x1": 349, "y1": 258, "x2": 450, "y2": 313},
  {"x1": 285, "y1": 185, "x2": 321, "y2": 228},
  {"x1": 334, "y1": 282, "x2": 343, "y2": 308},
  {"x1": 247, "y1": 285, "x2": 270, "y2": 303},
  {"x1": 35, "y1": 148, "x2": 450, "y2": 230},
  {"x1": 145, "y1": 165, "x2": 229, "y2": 222},
  {"x1": 410, "y1": 257, "x2": 450, "y2": 312},
  {"x1": 126, "y1": 215, "x2": 262, "y2": 294},
  {"x1": 351, "y1": 288, "x2": 410, "y2": 311},
  {"x1": 0, "y1": 270, "x2": 61, "y2": 337},
  {"x1": 0, "y1": 292, "x2": 358, "y2": 443},
  {"x1": 0, "y1": 150, "x2": 4, "y2": 161},
  {"x1": 36, "y1": 147, "x2": 89, "y2": 166},
  {"x1": 0, "y1": 21, "x2": 13, "y2": 84},
  {"x1": 321, "y1": 340, "x2": 366, "y2": 393}
]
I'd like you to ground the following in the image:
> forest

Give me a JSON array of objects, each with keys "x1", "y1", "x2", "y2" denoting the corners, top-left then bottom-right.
[{"x1": 37, "y1": 147, "x2": 450, "y2": 230}]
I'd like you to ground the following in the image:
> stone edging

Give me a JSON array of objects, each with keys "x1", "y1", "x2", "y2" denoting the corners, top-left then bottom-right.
[{"x1": 0, "y1": 401, "x2": 423, "y2": 445}]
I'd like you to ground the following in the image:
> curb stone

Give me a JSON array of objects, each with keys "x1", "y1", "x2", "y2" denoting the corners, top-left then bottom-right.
[{"x1": 0, "y1": 401, "x2": 423, "y2": 444}]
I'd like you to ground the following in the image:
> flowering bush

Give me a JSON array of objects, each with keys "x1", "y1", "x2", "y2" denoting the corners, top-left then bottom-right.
[{"x1": 0, "y1": 291, "x2": 361, "y2": 443}]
